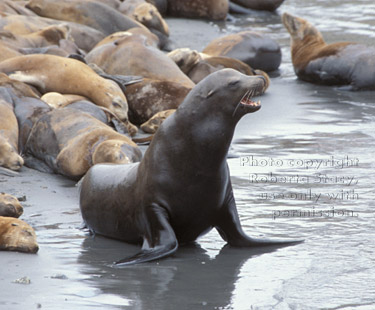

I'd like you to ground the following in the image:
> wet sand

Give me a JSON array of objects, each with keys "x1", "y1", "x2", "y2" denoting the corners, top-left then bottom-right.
[{"x1": 1, "y1": 6, "x2": 375, "y2": 310}]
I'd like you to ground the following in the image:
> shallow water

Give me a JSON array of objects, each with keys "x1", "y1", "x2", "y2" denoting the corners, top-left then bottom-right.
[{"x1": 1, "y1": 1, "x2": 375, "y2": 309}]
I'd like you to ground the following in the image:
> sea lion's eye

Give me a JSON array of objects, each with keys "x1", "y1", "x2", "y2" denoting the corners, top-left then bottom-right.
[{"x1": 228, "y1": 79, "x2": 239, "y2": 86}]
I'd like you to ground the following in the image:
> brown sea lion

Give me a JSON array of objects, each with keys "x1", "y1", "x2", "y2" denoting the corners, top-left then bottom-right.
[
  {"x1": 0, "y1": 193, "x2": 23, "y2": 218},
  {"x1": 0, "y1": 54, "x2": 137, "y2": 135},
  {"x1": 202, "y1": 31, "x2": 282, "y2": 72},
  {"x1": 140, "y1": 109, "x2": 175, "y2": 133},
  {"x1": 167, "y1": 0, "x2": 229, "y2": 20},
  {"x1": 26, "y1": 0, "x2": 147, "y2": 36},
  {"x1": 0, "y1": 99, "x2": 23, "y2": 171},
  {"x1": 79, "y1": 69, "x2": 301, "y2": 266},
  {"x1": 168, "y1": 47, "x2": 270, "y2": 90},
  {"x1": 125, "y1": 78, "x2": 191, "y2": 124},
  {"x1": 24, "y1": 106, "x2": 142, "y2": 179},
  {"x1": 0, "y1": 216, "x2": 38, "y2": 253},
  {"x1": 283, "y1": 12, "x2": 375, "y2": 90},
  {"x1": 86, "y1": 33, "x2": 194, "y2": 89},
  {"x1": 230, "y1": 0, "x2": 284, "y2": 11}
]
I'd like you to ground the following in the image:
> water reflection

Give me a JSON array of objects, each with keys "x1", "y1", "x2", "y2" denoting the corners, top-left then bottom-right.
[{"x1": 77, "y1": 236, "x2": 291, "y2": 310}]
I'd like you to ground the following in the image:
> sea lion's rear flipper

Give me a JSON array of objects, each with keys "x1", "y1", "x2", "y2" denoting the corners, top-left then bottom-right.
[
  {"x1": 114, "y1": 204, "x2": 178, "y2": 266},
  {"x1": 215, "y1": 192, "x2": 304, "y2": 247}
]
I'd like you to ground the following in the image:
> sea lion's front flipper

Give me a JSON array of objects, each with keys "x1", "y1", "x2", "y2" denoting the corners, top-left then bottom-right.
[
  {"x1": 114, "y1": 204, "x2": 178, "y2": 266},
  {"x1": 216, "y1": 192, "x2": 304, "y2": 247}
]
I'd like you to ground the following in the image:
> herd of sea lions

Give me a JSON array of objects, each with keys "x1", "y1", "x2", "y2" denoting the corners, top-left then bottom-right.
[{"x1": 0, "y1": 0, "x2": 374, "y2": 263}]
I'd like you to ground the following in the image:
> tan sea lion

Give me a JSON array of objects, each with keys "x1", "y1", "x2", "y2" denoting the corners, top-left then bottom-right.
[
  {"x1": 167, "y1": 0, "x2": 229, "y2": 20},
  {"x1": 140, "y1": 109, "x2": 175, "y2": 133},
  {"x1": 26, "y1": 0, "x2": 147, "y2": 36},
  {"x1": 0, "y1": 54, "x2": 137, "y2": 135},
  {"x1": 283, "y1": 12, "x2": 375, "y2": 90},
  {"x1": 0, "y1": 99, "x2": 24, "y2": 171},
  {"x1": 86, "y1": 34, "x2": 194, "y2": 89},
  {"x1": 24, "y1": 106, "x2": 142, "y2": 179},
  {"x1": 0, "y1": 193, "x2": 23, "y2": 218},
  {"x1": 202, "y1": 31, "x2": 282, "y2": 72},
  {"x1": 0, "y1": 216, "x2": 39, "y2": 253},
  {"x1": 41, "y1": 92, "x2": 87, "y2": 109},
  {"x1": 0, "y1": 13, "x2": 105, "y2": 52},
  {"x1": 93, "y1": 28, "x2": 159, "y2": 49},
  {"x1": 125, "y1": 78, "x2": 191, "y2": 124},
  {"x1": 119, "y1": 0, "x2": 169, "y2": 37}
]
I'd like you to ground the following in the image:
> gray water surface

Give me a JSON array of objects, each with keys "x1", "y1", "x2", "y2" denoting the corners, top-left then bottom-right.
[{"x1": 1, "y1": 1, "x2": 375, "y2": 309}]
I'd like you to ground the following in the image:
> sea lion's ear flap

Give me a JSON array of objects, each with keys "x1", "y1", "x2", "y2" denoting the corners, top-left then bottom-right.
[{"x1": 206, "y1": 89, "x2": 215, "y2": 98}]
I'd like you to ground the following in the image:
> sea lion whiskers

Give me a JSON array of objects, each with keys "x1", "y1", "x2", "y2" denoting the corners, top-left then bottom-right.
[{"x1": 232, "y1": 89, "x2": 250, "y2": 117}]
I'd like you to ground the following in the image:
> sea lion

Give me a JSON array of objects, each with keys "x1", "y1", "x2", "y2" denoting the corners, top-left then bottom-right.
[
  {"x1": 41, "y1": 92, "x2": 87, "y2": 109},
  {"x1": 80, "y1": 69, "x2": 301, "y2": 266},
  {"x1": 93, "y1": 28, "x2": 159, "y2": 49},
  {"x1": 86, "y1": 33, "x2": 194, "y2": 89},
  {"x1": 140, "y1": 109, "x2": 175, "y2": 133},
  {"x1": 230, "y1": 0, "x2": 284, "y2": 11},
  {"x1": 0, "y1": 99, "x2": 24, "y2": 171},
  {"x1": 24, "y1": 106, "x2": 142, "y2": 179},
  {"x1": 0, "y1": 14, "x2": 105, "y2": 53},
  {"x1": 202, "y1": 31, "x2": 282, "y2": 72},
  {"x1": 125, "y1": 78, "x2": 191, "y2": 124},
  {"x1": 13, "y1": 97, "x2": 52, "y2": 153},
  {"x1": 119, "y1": 0, "x2": 169, "y2": 37},
  {"x1": 282, "y1": 12, "x2": 375, "y2": 90},
  {"x1": 0, "y1": 54, "x2": 137, "y2": 135},
  {"x1": 167, "y1": 0, "x2": 229, "y2": 20},
  {"x1": 168, "y1": 47, "x2": 270, "y2": 88},
  {"x1": 26, "y1": 0, "x2": 147, "y2": 36},
  {"x1": 0, "y1": 193, "x2": 23, "y2": 218},
  {"x1": 0, "y1": 216, "x2": 39, "y2": 253}
]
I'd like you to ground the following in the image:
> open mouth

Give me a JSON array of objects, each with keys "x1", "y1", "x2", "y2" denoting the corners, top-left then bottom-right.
[{"x1": 240, "y1": 89, "x2": 261, "y2": 109}]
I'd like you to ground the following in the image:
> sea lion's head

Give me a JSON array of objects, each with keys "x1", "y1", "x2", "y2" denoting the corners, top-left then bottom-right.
[
  {"x1": 282, "y1": 12, "x2": 322, "y2": 42},
  {"x1": 92, "y1": 139, "x2": 141, "y2": 165},
  {"x1": 179, "y1": 68, "x2": 265, "y2": 120},
  {"x1": 168, "y1": 48, "x2": 202, "y2": 74},
  {"x1": 0, "y1": 137, "x2": 24, "y2": 171},
  {"x1": 0, "y1": 218, "x2": 39, "y2": 253},
  {"x1": 0, "y1": 193, "x2": 23, "y2": 218}
]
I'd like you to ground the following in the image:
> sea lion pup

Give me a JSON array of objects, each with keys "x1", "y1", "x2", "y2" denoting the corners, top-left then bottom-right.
[
  {"x1": 80, "y1": 69, "x2": 302, "y2": 266},
  {"x1": 283, "y1": 13, "x2": 375, "y2": 90},
  {"x1": 0, "y1": 193, "x2": 23, "y2": 218},
  {"x1": 85, "y1": 33, "x2": 195, "y2": 89},
  {"x1": 230, "y1": 0, "x2": 284, "y2": 11},
  {"x1": 125, "y1": 78, "x2": 191, "y2": 124},
  {"x1": 0, "y1": 54, "x2": 137, "y2": 135},
  {"x1": 26, "y1": 0, "x2": 148, "y2": 36},
  {"x1": 166, "y1": 0, "x2": 229, "y2": 20},
  {"x1": 119, "y1": 0, "x2": 169, "y2": 37},
  {"x1": 0, "y1": 99, "x2": 24, "y2": 171},
  {"x1": 24, "y1": 106, "x2": 142, "y2": 180},
  {"x1": 140, "y1": 109, "x2": 175, "y2": 134},
  {"x1": 202, "y1": 31, "x2": 282, "y2": 72},
  {"x1": 0, "y1": 216, "x2": 39, "y2": 253},
  {"x1": 168, "y1": 47, "x2": 270, "y2": 89}
]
